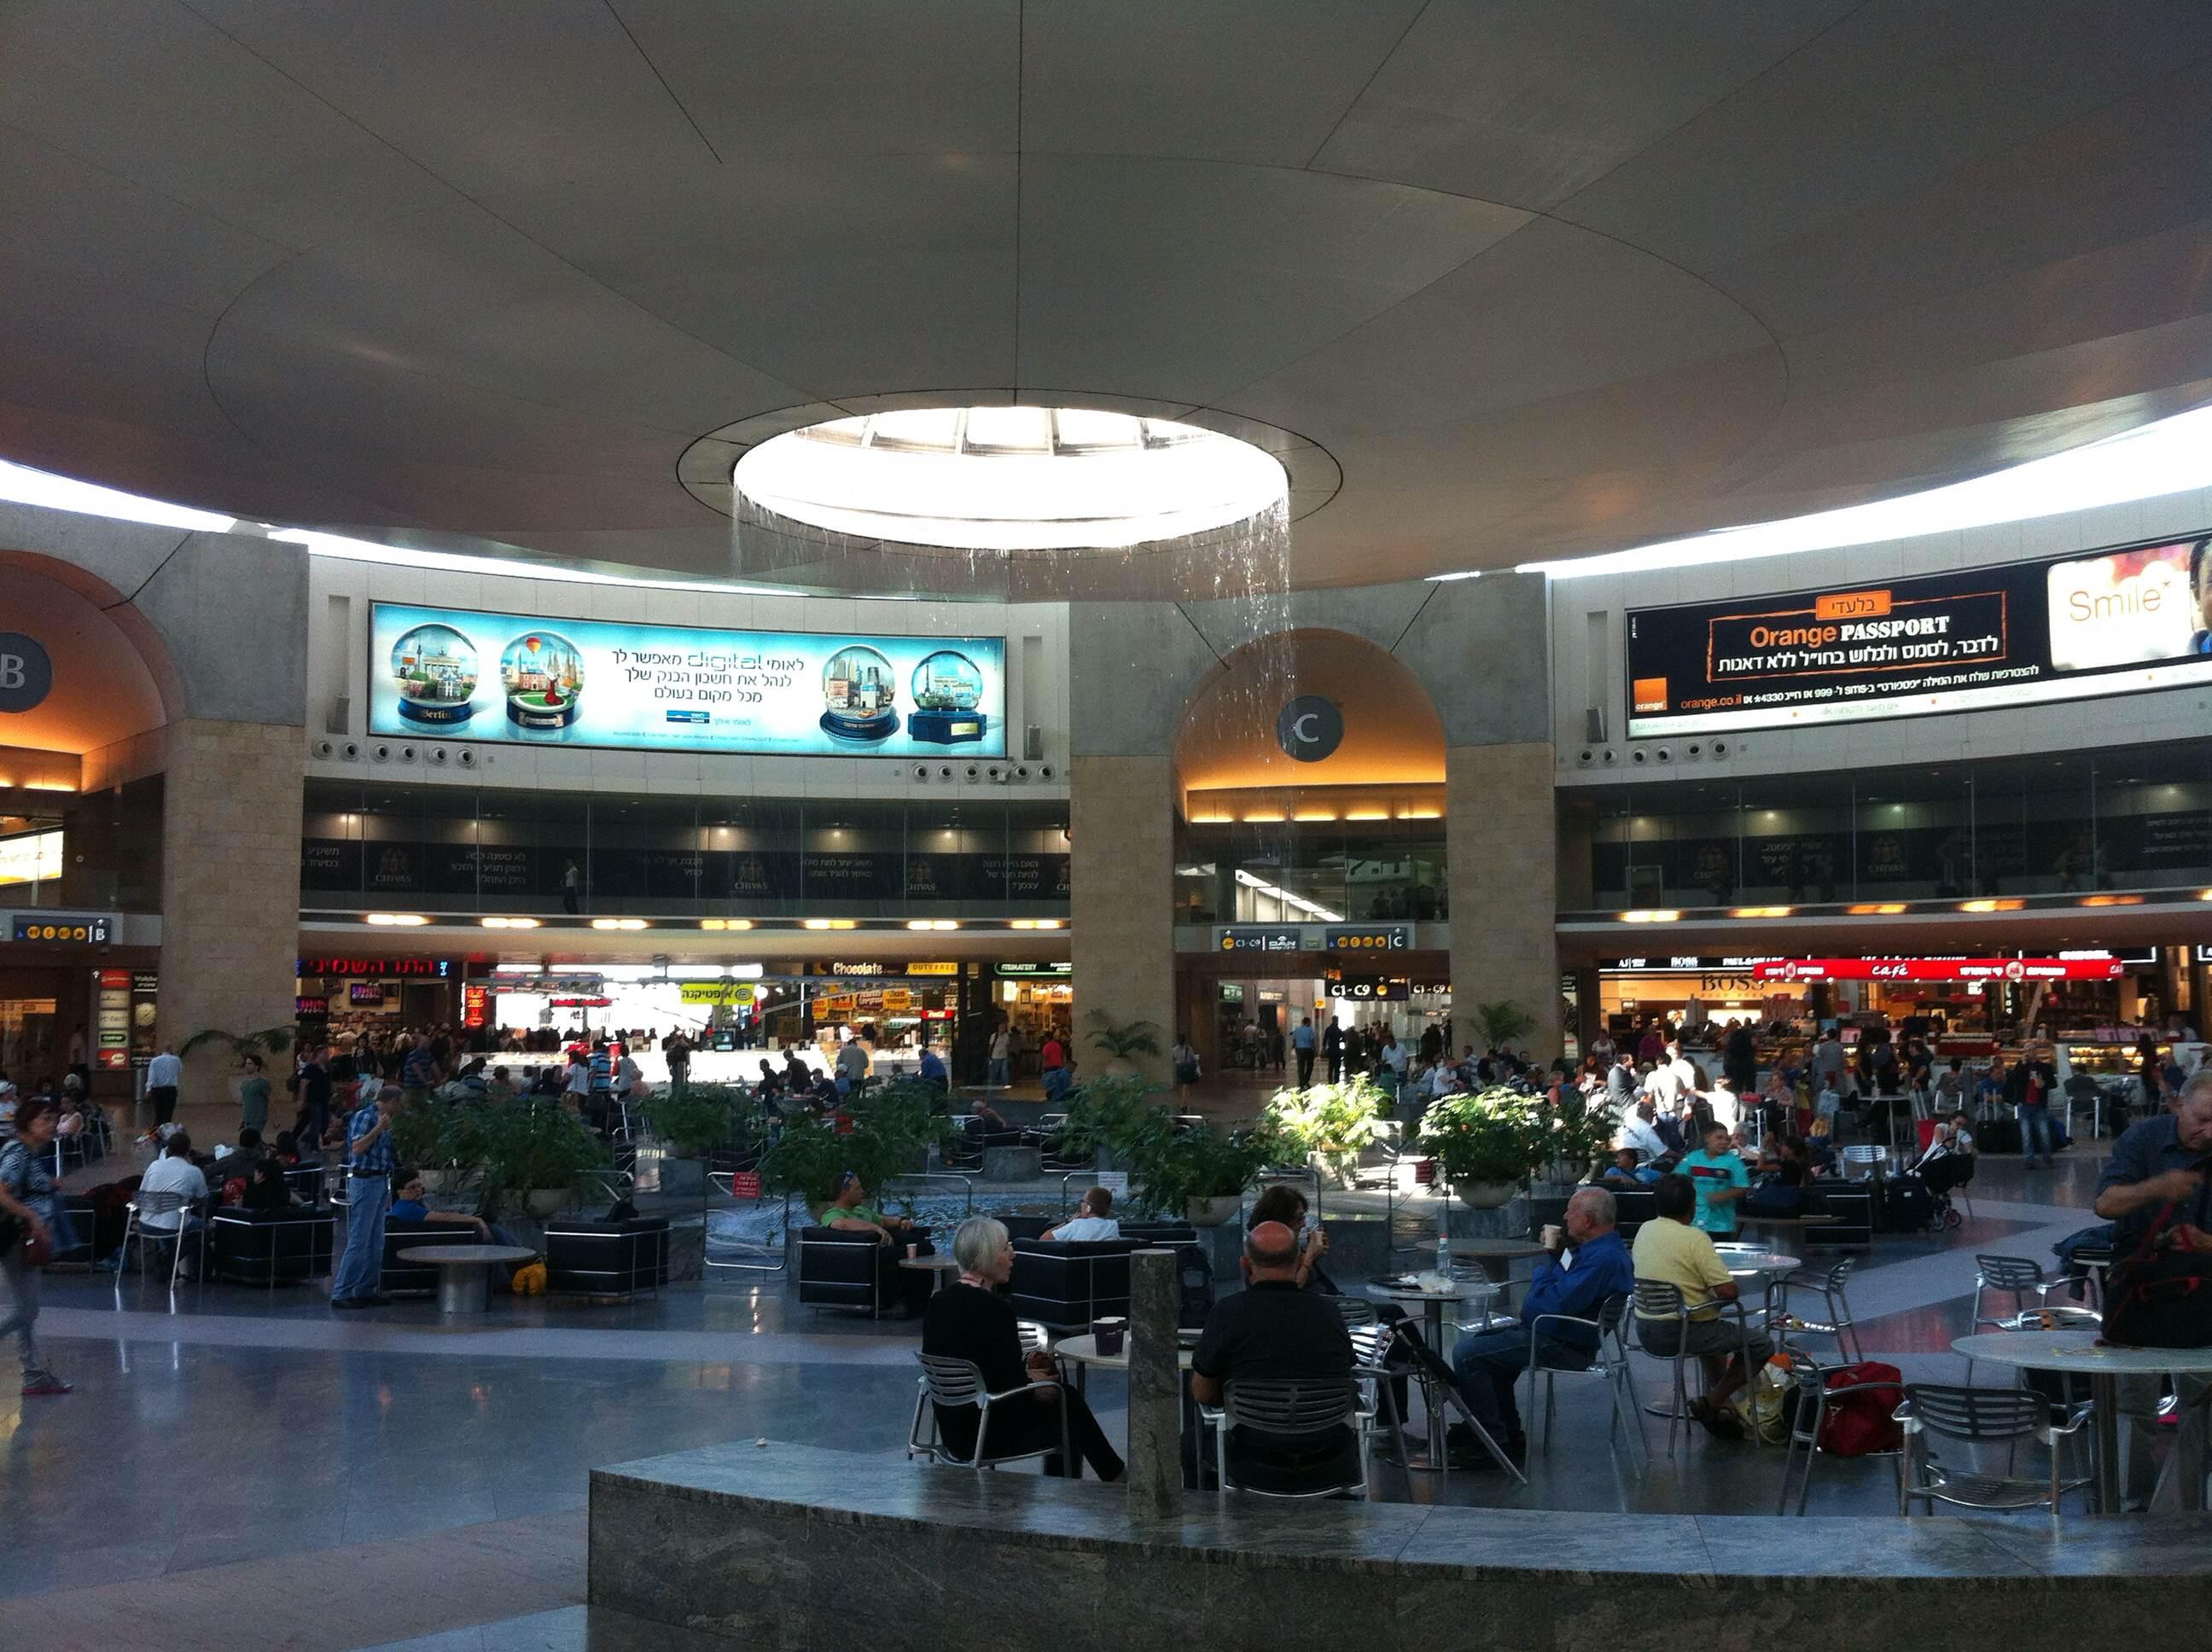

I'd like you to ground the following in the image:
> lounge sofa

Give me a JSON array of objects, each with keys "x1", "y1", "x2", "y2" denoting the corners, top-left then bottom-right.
[{"x1": 544, "y1": 1216, "x2": 670, "y2": 1298}]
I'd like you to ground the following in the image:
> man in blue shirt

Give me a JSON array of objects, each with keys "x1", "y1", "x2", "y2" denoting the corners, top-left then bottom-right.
[
  {"x1": 917, "y1": 1044, "x2": 948, "y2": 1091},
  {"x1": 1679, "y1": 1122, "x2": 1750, "y2": 1239},
  {"x1": 330, "y1": 1089, "x2": 399, "y2": 1309},
  {"x1": 1448, "y1": 1187, "x2": 1637, "y2": 1464},
  {"x1": 1292, "y1": 1016, "x2": 1317, "y2": 1088}
]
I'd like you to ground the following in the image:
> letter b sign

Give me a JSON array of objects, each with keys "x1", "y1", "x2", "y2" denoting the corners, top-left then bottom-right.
[{"x1": 0, "y1": 633, "x2": 53, "y2": 713}]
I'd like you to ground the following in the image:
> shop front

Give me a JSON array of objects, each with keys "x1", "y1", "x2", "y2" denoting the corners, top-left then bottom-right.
[
  {"x1": 297, "y1": 953, "x2": 462, "y2": 1042},
  {"x1": 1175, "y1": 922, "x2": 1450, "y2": 1076},
  {"x1": 0, "y1": 912, "x2": 155, "y2": 1102}
]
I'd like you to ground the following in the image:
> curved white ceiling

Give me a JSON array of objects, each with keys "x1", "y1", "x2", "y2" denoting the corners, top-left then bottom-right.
[{"x1": 1, "y1": 2, "x2": 2209, "y2": 594}]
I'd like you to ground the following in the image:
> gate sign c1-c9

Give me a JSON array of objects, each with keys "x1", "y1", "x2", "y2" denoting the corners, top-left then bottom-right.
[
  {"x1": 370, "y1": 602, "x2": 1004, "y2": 758},
  {"x1": 1625, "y1": 531, "x2": 2212, "y2": 736}
]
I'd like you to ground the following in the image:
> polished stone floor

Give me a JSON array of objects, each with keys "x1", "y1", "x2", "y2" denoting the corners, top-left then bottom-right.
[{"x1": 0, "y1": 1149, "x2": 2134, "y2": 1650}]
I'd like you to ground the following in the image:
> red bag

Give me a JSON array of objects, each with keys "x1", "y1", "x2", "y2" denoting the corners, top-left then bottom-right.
[
  {"x1": 2104, "y1": 1201, "x2": 2212, "y2": 1349},
  {"x1": 1817, "y1": 1361, "x2": 1904, "y2": 1457}
]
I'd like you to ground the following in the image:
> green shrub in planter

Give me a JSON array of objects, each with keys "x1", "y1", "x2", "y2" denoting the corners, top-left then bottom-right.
[
  {"x1": 1124, "y1": 1117, "x2": 1285, "y2": 1220},
  {"x1": 1260, "y1": 1076, "x2": 1388, "y2": 1184},
  {"x1": 640, "y1": 1084, "x2": 748, "y2": 1160},
  {"x1": 759, "y1": 1080, "x2": 953, "y2": 1215},
  {"x1": 471, "y1": 1102, "x2": 608, "y2": 1220},
  {"x1": 1058, "y1": 1074, "x2": 1165, "y2": 1166},
  {"x1": 1415, "y1": 1085, "x2": 1552, "y2": 1195}
]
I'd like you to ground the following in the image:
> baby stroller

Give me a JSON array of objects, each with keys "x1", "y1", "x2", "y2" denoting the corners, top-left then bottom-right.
[{"x1": 1917, "y1": 1151, "x2": 1974, "y2": 1230}]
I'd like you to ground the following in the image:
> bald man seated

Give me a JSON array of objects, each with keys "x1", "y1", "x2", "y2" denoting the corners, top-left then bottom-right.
[{"x1": 1189, "y1": 1220, "x2": 1359, "y2": 1493}]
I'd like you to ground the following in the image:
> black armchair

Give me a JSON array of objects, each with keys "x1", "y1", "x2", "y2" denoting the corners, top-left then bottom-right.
[
  {"x1": 545, "y1": 1217, "x2": 670, "y2": 1298},
  {"x1": 797, "y1": 1225, "x2": 900, "y2": 1316},
  {"x1": 211, "y1": 1207, "x2": 336, "y2": 1287}
]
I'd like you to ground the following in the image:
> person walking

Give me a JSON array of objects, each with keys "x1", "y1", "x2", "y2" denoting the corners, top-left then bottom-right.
[
  {"x1": 1292, "y1": 1016, "x2": 1317, "y2": 1088},
  {"x1": 236, "y1": 1054, "x2": 272, "y2": 1135},
  {"x1": 144, "y1": 1042, "x2": 182, "y2": 1131},
  {"x1": 1322, "y1": 1018, "x2": 1344, "y2": 1084},
  {"x1": 330, "y1": 1087, "x2": 399, "y2": 1310},
  {"x1": 561, "y1": 858, "x2": 583, "y2": 915},
  {"x1": 0, "y1": 1095, "x2": 72, "y2": 1395},
  {"x1": 987, "y1": 1022, "x2": 1011, "y2": 1090},
  {"x1": 666, "y1": 1031, "x2": 691, "y2": 1096}
]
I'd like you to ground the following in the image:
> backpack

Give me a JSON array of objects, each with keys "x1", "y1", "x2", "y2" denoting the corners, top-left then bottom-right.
[
  {"x1": 1740, "y1": 1178, "x2": 1806, "y2": 1219},
  {"x1": 2103, "y1": 1200, "x2": 2212, "y2": 1349},
  {"x1": 1817, "y1": 1361, "x2": 1905, "y2": 1457}
]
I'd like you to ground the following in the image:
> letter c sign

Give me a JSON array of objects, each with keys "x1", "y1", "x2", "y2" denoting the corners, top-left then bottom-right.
[
  {"x1": 0, "y1": 633, "x2": 51, "y2": 713},
  {"x1": 1275, "y1": 695, "x2": 1344, "y2": 763}
]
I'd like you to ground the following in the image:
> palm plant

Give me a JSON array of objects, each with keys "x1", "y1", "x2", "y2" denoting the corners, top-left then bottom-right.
[{"x1": 1085, "y1": 1010, "x2": 1163, "y2": 1061}]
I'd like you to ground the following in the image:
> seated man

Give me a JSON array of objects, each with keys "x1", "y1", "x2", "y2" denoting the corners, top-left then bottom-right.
[
  {"x1": 821, "y1": 1170, "x2": 933, "y2": 1311},
  {"x1": 136, "y1": 1130, "x2": 211, "y2": 1263},
  {"x1": 1632, "y1": 1172, "x2": 1772, "y2": 1439},
  {"x1": 1448, "y1": 1187, "x2": 1635, "y2": 1467},
  {"x1": 1040, "y1": 1186, "x2": 1120, "y2": 1242},
  {"x1": 917, "y1": 1044, "x2": 948, "y2": 1091},
  {"x1": 389, "y1": 1168, "x2": 502, "y2": 1242},
  {"x1": 1189, "y1": 1222, "x2": 1358, "y2": 1492}
]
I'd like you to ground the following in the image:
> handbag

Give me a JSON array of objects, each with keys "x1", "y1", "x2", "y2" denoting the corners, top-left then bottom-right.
[{"x1": 2103, "y1": 1197, "x2": 2212, "y2": 1349}]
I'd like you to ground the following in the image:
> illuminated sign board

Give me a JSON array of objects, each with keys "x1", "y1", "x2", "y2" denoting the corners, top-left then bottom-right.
[
  {"x1": 678, "y1": 981, "x2": 757, "y2": 1005},
  {"x1": 12, "y1": 914, "x2": 109, "y2": 944},
  {"x1": 1216, "y1": 926, "x2": 1302, "y2": 953},
  {"x1": 1324, "y1": 924, "x2": 1412, "y2": 951},
  {"x1": 996, "y1": 962, "x2": 1073, "y2": 977},
  {"x1": 0, "y1": 830, "x2": 62, "y2": 887},
  {"x1": 297, "y1": 957, "x2": 451, "y2": 979},
  {"x1": 1626, "y1": 532, "x2": 2212, "y2": 736},
  {"x1": 1752, "y1": 957, "x2": 2129, "y2": 983},
  {"x1": 1329, "y1": 977, "x2": 1411, "y2": 1001},
  {"x1": 370, "y1": 602, "x2": 1005, "y2": 758},
  {"x1": 1602, "y1": 951, "x2": 2151, "y2": 974}
]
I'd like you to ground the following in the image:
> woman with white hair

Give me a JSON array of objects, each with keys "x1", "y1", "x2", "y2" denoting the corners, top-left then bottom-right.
[{"x1": 920, "y1": 1216, "x2": 1124, "y2": 1480}]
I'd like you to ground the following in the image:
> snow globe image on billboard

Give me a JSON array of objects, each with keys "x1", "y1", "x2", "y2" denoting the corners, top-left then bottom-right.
[
  {"x1": 499, "y1": 631, "x2": 585, "y2": 730},
  {"x1": 388, "y1": 624, "x2": 480, "y2": 725},
  {"x1": 906, "y1": 649, "x2": 989, "y2": 745},
  {"x1": 819, "y1": 644, "x2": 899, "y2": 741}
]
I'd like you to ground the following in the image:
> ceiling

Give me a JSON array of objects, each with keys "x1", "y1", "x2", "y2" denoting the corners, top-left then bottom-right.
[{"x1": 5, "y1": 1, "x2": 2212, "y2": 596}]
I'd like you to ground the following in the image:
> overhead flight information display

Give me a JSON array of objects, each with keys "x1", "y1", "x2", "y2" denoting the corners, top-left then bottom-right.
[
  {"x1": 369, "y1": 603, "x2": 1004, "y2": 757},
  {"x1": 1625, "y1": 532, "x2": 2212, "y2": 736}
]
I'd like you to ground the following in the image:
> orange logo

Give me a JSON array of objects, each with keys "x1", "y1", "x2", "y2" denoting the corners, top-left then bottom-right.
[
  {"x1": 1815, "y1": 589, "x2": 1891, "y2": 620},
  {"x1": 1632, "y1": 677, "x2": 1668, "y2": 713}
]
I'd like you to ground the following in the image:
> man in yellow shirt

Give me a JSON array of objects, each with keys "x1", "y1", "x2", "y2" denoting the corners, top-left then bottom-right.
[{"x1": 1631, "y1": 1173, "x2": 1772, "y2": 1439}]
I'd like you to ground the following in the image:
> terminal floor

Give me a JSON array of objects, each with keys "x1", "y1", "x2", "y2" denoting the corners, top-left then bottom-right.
[{"x1": 0, "y1": 1153, "x2": 2134, "y2": 1651}]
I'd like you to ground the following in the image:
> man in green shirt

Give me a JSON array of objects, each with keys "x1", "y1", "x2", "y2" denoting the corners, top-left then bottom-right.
[
  {"x1": 1679, "y1": 1122, "x2": 1749, "y2": 1239},
  {"x1": 824, "y1": 1172, "x2": 923, "y2": 1245}
]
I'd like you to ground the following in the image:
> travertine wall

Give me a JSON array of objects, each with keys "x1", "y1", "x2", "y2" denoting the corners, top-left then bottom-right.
[
  {"x1": 1068, "y1": 753, "x2": 1177, "y2": 1085},
  {"x1": 160, "y1": 718, "x2": 306, "y2": 1110},
  {"x1": 1447, "y1": 740, "x2": 1561, "y2": 1060}
]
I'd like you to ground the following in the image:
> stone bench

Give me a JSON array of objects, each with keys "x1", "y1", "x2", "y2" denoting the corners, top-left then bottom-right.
[{"x1": 591, "y1": 1440, "x2": 2212, "y2": 1652}]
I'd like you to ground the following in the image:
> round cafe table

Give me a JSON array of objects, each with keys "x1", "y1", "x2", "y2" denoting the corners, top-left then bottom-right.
[
  {"x1": 1450, "y1": 1240, "x2": 1548, "y2": 1306},
  {"x1": 1366, "y1": 1281, "x2": 1501, "y2": 1472},
  {"x1": 1950, "y1": 1329, "x2": 2212, "y2": 1514},
  {"x1": 397, "y1": 1244, "x2": 536, "y2": 1316},
  {"x1": 898, "y1": 1254, "x2": 961, "y2": 1294}
]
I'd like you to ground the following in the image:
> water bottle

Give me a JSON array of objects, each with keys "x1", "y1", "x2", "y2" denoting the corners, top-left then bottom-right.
[{"x1": 1435, "y1": 1228, "x2": 1452, "y2": 1282}]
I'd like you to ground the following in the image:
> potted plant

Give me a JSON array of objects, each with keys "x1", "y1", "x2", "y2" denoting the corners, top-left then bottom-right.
[
  {"x1": 1260, "y1": 1075, "x2": 1388, "y2": 1188},
  {"x1": 179, "y1": 1025, "x2": 297, "y2": 1111},
  {"x1": 1471, "y1": 999, "x2": 1537, "y2": 1053},
  {"x1": 1416, "y1": 1085, "x2": 1551, "y2": 1207},
  {"x1": 639, "y1": 1083, "x2": 746, "y2": 1197},
  {"x1": 1126, "y1": 1118, "x2": 1283, "y2": 1226},
  {"x1": 476, "y1": 1102, "x2": 608, "y2": 1219},
  {"x1": 760, "y1": 1081, "x2": 952, "y2": 1218},
  {"x1": 1058, "y1": 1073, "x2": 1165, "y2": 1171},
  {"x1": 1084, "y1": 1010, "x2": 1162, "y2": 1079}
]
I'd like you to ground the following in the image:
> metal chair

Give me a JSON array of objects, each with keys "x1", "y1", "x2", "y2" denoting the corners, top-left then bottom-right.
[
  {"x1": 1774, "y1": 1350, "x2": 1904, "y2": 1514},
  {"x1": 116, "y1": 1190, "x2": 207, "y2": 1290},
  {"x1": 1769, "y1": 1257, "x2": 1862, "y2": 1362},
  {"x1": 1631, "y1": 1278, "x2": 1761, "y2": 1457},
  {"x1": 1206, "y1": 1376, "x2": 1365, "y2": 1499},
  {"x1": 1965, "y1": 1255, "x2": 2071, "y2": 1382},
  {"x1": 911, "y1": 1324, "x2": 1046, "y2": 1462},
  {"x1": 1330, "y1": 1294, "x2": 1379, "y2": 1329},
  {"x1": 1896, "y1": 1382, "x2": 2093, "y2": 1517},
  {"x1": 1523, "y1": 1292, "x2": 1645, "y2": 1476},
  {"x1": 1348, "y1": 1323, "x2": 1412, "y2": 1485},
  {"x1": 1839, "y1": 1144, "x2": 1888, "y2": 1182},
  {"x1": 911, "y1": 1352, "x2": 1070, "y2": 1473}
]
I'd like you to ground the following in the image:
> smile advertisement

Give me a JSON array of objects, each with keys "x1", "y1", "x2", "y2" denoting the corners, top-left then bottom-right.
[
  {"x1": 1625, "y1": 532, "x2": 2212, "y2": 736},
  {"x1": 370, "y1": 603, "x2": 1004, "y2": 756}
]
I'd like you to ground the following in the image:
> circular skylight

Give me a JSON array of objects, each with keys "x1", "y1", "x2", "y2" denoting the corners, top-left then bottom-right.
[{"x1": 731, "y1": 407, "x2": 1288, "y2": 552}]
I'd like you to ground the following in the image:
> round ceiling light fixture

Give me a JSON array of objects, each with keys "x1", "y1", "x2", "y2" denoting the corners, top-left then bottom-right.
[{"x1": 731, "y1": 406, "x2": 1288, "y2": 554}]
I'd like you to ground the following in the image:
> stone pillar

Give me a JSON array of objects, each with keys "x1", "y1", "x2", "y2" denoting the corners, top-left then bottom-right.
[
  {"x1": 1069, "y1": 753, "x2": 1177, "y2": 1086},
  {"x1": 160, "y1": 718, "x2": 306, "y2": 1120},
  {"x1": 1447, "y1": 740, "x2": 1560, "y2": 1061},
  {"x1": 1126, "y1": 1248, "x2": 1184, "y2": 1519}
]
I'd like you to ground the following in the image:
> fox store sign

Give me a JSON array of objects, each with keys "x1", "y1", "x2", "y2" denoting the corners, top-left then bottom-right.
[
  {"x1": 1627, "y1": 532, "x2": 2212, "y2": 736},
  {"x1": 0, "y1": 632, "x2": 53, "y2": 713}
]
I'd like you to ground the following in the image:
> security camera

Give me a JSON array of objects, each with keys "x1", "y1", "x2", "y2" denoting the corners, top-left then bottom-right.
[
  {"x1": 1014, "y1": 765, "x2": 1031, "y2": 780},
  {"x1": 341, "y1": 741, "x2": 362, "y2": 761},
  {"x1": 312, "y1": 737, "x2": 335, "y2": 759},
  {"x1": 1685, "y1": 742, "x2": 1702, "y2": 759},
  {"x1": 938, "y1": 765, "x2": 954, "y2": 780},
  {"x1": 1655, "y1": 747, "x2": 1672, "y2": 764},
  {"x1": 1600, "y1": 748, "x2": 1616, "y2": 765},
  {"x1": 457, "y1": 748, "x2": 477, "y2": 768},
  {"x1": 964, "y1": 765, "x2": 981, "y2": 780},
  {"x1": 913, "y1": 765, "x2": 931, "y2": 781},
  {"x1": 1711, "y1": 739, "x2": 1729, "y2": 756},
  {"x1": 398, "y1": 744, "x2": 419, "y2": 763},
  {"x1": 1039, "y1": 764, "x2": 1054, "y2": 780},
  {"x1": 1577, "y1": 749, "x2": 1594, "y2": 766},
  {"x1": 428, "y1": 745, "x2": 451, "y2": 764},
  {"x1": 370, "y1": 742, "x2": 393, "y2": 763},
  {"x1": 1631, "y1": 748, "x2": 1648, "y2": 764}
]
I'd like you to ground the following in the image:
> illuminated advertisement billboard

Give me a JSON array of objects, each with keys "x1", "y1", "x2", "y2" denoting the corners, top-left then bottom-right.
[
  {"x1": 369, "y1": 604, "x2": 1004, "y2": 757},
  {"x1": 1624, "y1": 532, "x2": 2212, "y2": 736}
]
